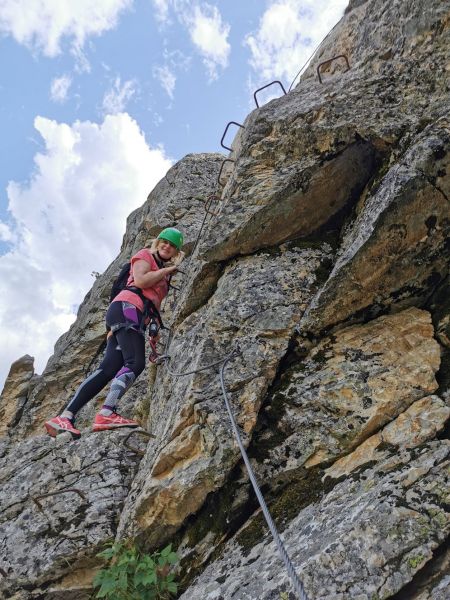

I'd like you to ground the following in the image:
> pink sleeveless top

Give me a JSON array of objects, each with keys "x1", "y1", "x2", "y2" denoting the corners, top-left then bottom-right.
[{"x1": 112, "y1": 249, "x2": 169, "y2": 312}]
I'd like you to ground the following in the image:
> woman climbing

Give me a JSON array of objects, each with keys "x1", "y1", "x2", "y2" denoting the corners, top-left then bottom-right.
[{"x1": 44, "y1": 227, "x2": 184, "y2": 439}]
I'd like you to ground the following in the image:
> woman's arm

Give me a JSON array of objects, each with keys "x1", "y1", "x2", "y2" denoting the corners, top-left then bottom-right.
[{"x1": 132, "y1": 259, "x2": 178, "y2": 288}]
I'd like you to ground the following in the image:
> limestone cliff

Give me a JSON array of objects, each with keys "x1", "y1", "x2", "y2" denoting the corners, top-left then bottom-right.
[{"x1": 0, "y1": 1, "x2": 449, "y2": 598}]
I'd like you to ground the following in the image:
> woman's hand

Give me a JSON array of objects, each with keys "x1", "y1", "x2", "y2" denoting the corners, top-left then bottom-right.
[
  {"x1": 164, "y1": 265, "x2": 178, "y2": 275},
  {"x1": 133, "y1": 259, "x2": 179, "y2": 288}
]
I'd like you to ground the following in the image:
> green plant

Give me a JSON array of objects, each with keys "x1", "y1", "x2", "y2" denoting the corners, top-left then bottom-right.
[
  {"x1": 93, "y1": 540, "x2": 179, "y2": 599},
  {"x1": 408, "y1": 554, "x2": 424, "y2": 570}
]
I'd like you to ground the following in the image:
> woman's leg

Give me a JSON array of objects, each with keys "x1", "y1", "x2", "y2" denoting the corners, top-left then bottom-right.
[
  {"x1": 99, "y1": 326, "x2": 145, "y2": 415},
  {"x1": 63, "y1": 335, "x2": 124, "y2": 417},
  {"x1": 45, "y1": 301, "x2": 144, "y2": 437},
  {"x1": 44, "y1": 334, "x2": 123, "y2": 438}
]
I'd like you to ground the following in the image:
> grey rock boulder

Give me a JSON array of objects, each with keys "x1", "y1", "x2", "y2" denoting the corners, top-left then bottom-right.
[
  {"x1": 300, "y1": 121, "x2": 450, "y2": 335},
  {"x1": 0, "y1": 430, "x2": 142, "y2": 598},
  {"x1": 180, "y1": 441, "x2": 449, "y2": 599}
]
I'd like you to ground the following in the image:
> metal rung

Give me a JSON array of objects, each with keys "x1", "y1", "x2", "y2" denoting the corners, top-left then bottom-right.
[
  {"x1": 254, "y1": 80, "x2": 287, "y2": 108},
  {"x1": 204, "y1": 194, "x2": 222, "y2": 217},
  {"x1": 220, "y1": 121, "x2": 245, "y2": 152},
  {"x1": 317, "y1": 54, "x2": 350, "y2": 83},
  {"x1": 123, "y1": 430, "x2": 156, "y2": 456}
]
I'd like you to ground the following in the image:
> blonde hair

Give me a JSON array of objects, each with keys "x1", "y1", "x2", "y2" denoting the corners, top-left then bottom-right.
[{"x1": 149, "y1": 238, "x2": 185, "y2": 266}]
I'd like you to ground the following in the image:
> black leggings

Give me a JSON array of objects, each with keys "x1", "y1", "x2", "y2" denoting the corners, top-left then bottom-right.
[{"x1": 65, "y1": 302, "x2": 145, "y2": 416}]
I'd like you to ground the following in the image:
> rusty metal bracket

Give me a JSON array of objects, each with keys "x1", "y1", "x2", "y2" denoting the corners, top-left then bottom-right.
[
  {"x1": 217, "y1": 159, "x2": 235, "y2": 188},
  {"x1": 316, "y1": 54, "x2": 350, "y2": 84},
  {"x1": 220, "y1": 121, "x2": 245, "y2": 152},
  {"x1": 123, "y1": 430, "x2": 156, "y2": 456},
  {"x1": 204, "y1": 194, "x2": 222, "y2": 217},
  {"x1": 31, "y1": 488, "x2": 87, "y2": 512},
  {"x1": 254, "y1": 81, "x2": 287, "y2": 108}
]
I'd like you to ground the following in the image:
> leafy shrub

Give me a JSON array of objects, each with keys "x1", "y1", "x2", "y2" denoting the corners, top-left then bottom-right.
[{"x1": 93, "y1": 540, "x2": 179, "y2": 599}]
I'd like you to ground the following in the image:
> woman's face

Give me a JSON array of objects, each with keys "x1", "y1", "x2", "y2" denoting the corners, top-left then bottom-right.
[{"x1": 158, "y1": 239, "x2": 178, "y2": 260}]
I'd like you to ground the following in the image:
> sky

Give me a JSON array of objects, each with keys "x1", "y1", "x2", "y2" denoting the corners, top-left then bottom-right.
[{"x1": 0, "y1": 0, "x2": 348, "y2": 390}]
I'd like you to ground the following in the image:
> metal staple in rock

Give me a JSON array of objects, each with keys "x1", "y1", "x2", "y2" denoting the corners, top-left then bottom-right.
[
  {"x1": 288, "y1": 19, "x2": 343, "y2": 91},
  {"x1": 159, "y1": 350, "x2": 308, "y2": 600}
]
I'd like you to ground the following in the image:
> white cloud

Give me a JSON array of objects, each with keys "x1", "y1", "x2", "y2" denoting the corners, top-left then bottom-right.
[
  {"x1": 150, "y1": 1, "x2": 230, "y2": 80},
  {"x1": 71, "y1": 44, "x2": 92, "y2": 73},
  {"x1": 50, "y1": 74, "x2": 72, "y2": 103},
  {"x1": 245, "y1": 0, "x2": 347, "y2": 86},
  {"x1": 0, "y1": 113, "x2": 172, "y2": 389},
  {"x1": 0, "y1": 0, "x2": 132, "y2": 57},
  {"x1": 102, "y1": 77, "x2": 138, "y2": 114},
  {"x1": 151, "y1": 0, "x2": 171, "y2": 24},
  {"x1": 185, "y1": 3, "x2": 230, "y2": 80},
  {"x1": 152, "y1": 49, "x2": 190, "y2": 101},
  {"x1": 0, "y1": 222, "x2": 16, "y2": 243},
  {"x1": 153, "y1": 65, "x2": 176, "y2": 99}
]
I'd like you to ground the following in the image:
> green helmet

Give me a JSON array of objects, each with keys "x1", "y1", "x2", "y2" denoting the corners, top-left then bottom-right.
[{"x1": 157, "y1": 227, "x2": 184, "y2": 250}]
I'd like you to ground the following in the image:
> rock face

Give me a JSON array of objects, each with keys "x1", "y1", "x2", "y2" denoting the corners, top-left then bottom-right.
[
  {"x1": 1, "y1": 1, "x2": 449, "y2": 599},
  {"x1": 325, "y1": 394, "x2": 449, "y2": 480},
  {"x1": 0, "y1": 355, "x2": 35, "y2": 437},
  {"x1": 301, "y1": 121, "x2": 450, "y2": 335},
  {"x1": 0, "y1": 430, "x2": 142, "y2": 599},
  {"x1": 180, "y1": 441, "x2": 449, "y2": 600},
  {"x1": 251, "y1": 307, "x2": 441, "y2": 484},
  {"x1": 117, "y1": 243, "x2": 331, "y2": 547}
]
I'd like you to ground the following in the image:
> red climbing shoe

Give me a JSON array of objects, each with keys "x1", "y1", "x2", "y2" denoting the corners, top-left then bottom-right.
[
  {"x1": 45, "y1": 416, "x2": 81, "y2": 439},
  {"x1": 92, "y1": 412, "x2": 139, "y2": 432}
]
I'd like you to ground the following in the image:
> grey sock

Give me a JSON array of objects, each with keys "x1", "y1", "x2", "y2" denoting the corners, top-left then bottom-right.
[{"x1": 101, "y1": 370, "x2": 136, "y2": 414}]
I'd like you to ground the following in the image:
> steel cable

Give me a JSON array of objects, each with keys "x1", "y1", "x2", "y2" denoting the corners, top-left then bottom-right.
[
  {"x1": 219, "y1": 354, "x2": 309, "y2": 600},
  {"x1": 159, "y1": 348, "x2": 309, "y2": 599},
  {"x1": 288, "y1": 20, "x2": 341, "y2": 91},
  {"x1": 161, "y1": 354, "x2": 233, "y2": 378},
  {"x1": 288, "y1": 41, "x2": 323, "y2": 91}
]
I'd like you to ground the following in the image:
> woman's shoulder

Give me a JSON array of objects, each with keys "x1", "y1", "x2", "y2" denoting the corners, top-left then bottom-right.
[{"x1": 132, "y1": 248, "x2": 155, "y2": 263}]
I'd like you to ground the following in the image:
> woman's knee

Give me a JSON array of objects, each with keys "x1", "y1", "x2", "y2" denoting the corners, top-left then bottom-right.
[
  {"x1": 130, "y1": 357, "x2": 145, "y2": 378},
  {"x1": 98, "y1": 359, "x2": 122, "y2": 381},
  {"x1": 120, "y1": 356, "x2": 145, "y2": 378},
  {"x1": 114, "y1": 327, "x2": 145, "y2": 378}
]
